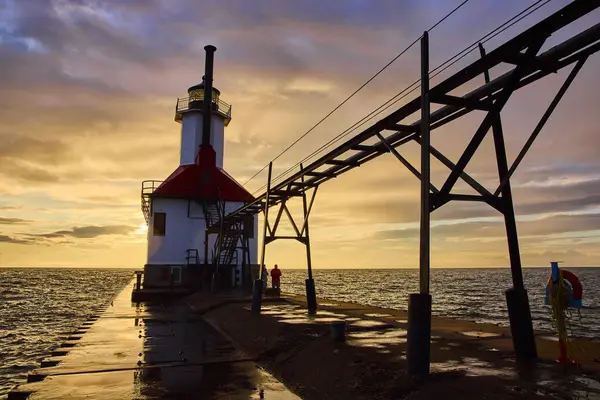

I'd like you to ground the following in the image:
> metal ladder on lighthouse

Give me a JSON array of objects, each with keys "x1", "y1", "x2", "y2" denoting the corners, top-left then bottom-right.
[{"x1": 203, "y1": 201, "x2": 241, "y2": 269}]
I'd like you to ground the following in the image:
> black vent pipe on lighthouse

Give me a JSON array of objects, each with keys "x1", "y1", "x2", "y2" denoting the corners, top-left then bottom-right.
[{"x1": 202, "y1": 45, "x2": 217, "y2": 147}]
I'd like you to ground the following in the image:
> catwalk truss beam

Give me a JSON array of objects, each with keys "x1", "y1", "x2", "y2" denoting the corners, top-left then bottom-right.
[
  {"x1": 251, "y1": 163, "x2": 319, "y2": 314},
  {"x1": 214, "y1": 1, "x2": 600, "y2": 230},
  {"x1": 213, "y1": 0, "x2": 599, "y2": 372}
]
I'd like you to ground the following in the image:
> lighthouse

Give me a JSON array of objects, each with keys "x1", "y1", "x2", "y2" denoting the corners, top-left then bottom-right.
[{"x1": 140, "y1": 45, "x2": 258, "y2": 290}]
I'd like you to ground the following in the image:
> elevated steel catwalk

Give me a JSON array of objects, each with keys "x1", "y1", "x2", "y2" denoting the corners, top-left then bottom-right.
[
  {"x1": 215, "y1": 0, "x2": 600, "y2": 229},
  {"x1": 205, "y1": 0, "x2": 600, "y2": 371}
]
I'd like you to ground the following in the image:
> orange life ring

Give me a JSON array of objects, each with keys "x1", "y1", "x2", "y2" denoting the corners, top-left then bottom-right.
[
  {"x1": 560, "y1": 269, "x2": 582, "y2": 300},
  {"x1": 546, "y1": 269, "x2": 583, "y2": 308}
]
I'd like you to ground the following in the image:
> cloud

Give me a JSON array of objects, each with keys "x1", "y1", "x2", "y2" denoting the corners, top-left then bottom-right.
[
  {"x1": 0, "y1": 0, "x2": 599, "y2": 267},
  {"x1": 0, "y1": 205, "x2": 22, "y2": 210},
  {"x1": 0, "y1": 161, "x2": 62, "y2": 184},
  {"x1": 331, "y1": 164, "x2": 600, "y2": 226},
  {"x1": 0, "y1": 137, "x2": 76, "y2": 164},
  {"x1": 0, "y1": 217, "x2": 31, "y2": 224},
  {"x1": 0, "y1": 224, "x2": 138, "y2": 248},
  {"x1": 31, "y1": 225, "x2": 137, "y2": 239},
  {"x1": 0, "y1": 235, "x2": 34, "y2": 245},
  {"x1": 0, "y1": 137, "x2": 78, "y2": 185},
  {"x1": 374, "y1": 213, "x2": 600, "y2": 242}
]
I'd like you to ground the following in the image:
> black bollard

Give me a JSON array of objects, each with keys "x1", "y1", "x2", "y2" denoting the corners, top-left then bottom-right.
[
  {"x1": 135, "y1": 272, "x2": 142, "y2": 291},
  {"x1": 251, "y1": 279, "x2": 263, "y2": 314},
  {"x1": 305, "y1": 278, "x2": 317, "y2": 314},
  {"x1": 331, "y1": 321, "x2": 346, "y2": 342},
  {"x1": 506, "y1": 287, "x2": 537, "y2": 362},
  {"x1": 407, "y1": 293, "x2": 432, "y2": 377}
]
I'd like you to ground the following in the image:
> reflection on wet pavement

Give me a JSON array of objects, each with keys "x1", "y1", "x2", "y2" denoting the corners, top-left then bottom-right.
[
  {"x1": 260, "y1": 304, "x2": 394, "y2": 331},
  {"x1": 347, "y1": 329, "x2": 407, "y2": 349},
  {"x1": 9, "y1": 281, "x2": 300, "y2": 399},
  {"x1": 460, "y1": 331, "x2": 503, "y2": 338},
  {"x1": 261, "y1": 304, "x2": 410, "y2": 352},
  {"x1": 209, "y1": 365, "x2": 301, "y2": 400},
  {"x1": 485, "y1": 347, "x2": 500, "y2": 352},
  {"x1": 525, "y1": 372, "x2": 600, "y2": 399},
  {"x1": 263, "y1": 302, "x2": 600, "y2": 399},
  {"x1": 351, "y1": 320, "x2": 388, "y2": 328},
  {"x1": 430, "y1": 352, "x2": 600, "y2": 398},
  {"x1": 432, "y1": 357, "x2": 517, "y2": 378},
  {"x1": 539, "y1": 335, "x2": 560, "y2": 342},
  {"x1": 365, "y1": 313, "x2": 393, "y2": 318}
]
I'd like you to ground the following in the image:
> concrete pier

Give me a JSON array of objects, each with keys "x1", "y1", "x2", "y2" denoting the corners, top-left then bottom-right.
[
  {"x1": 8, "y1": 280, "x2": 299, "y2": 399},
  {"x1": 9, "y1": 280, "x2": 600, "y2": 399},
  {"x1": 196, "y1": 294, "x2": 600, "y2": 399}
]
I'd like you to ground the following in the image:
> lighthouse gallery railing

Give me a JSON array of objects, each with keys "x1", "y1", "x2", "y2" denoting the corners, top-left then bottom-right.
[{"x1": 176, "y1": 97, "x2": 232, "y2": 119}]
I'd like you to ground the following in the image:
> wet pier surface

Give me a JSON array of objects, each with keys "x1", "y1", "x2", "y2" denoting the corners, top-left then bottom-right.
[
  {"x1": 197, "y1": 295, "x2": 600, "y2": 399},
  {"x1": 8, "y1": 281, "x2": 299, "y2": 399}
]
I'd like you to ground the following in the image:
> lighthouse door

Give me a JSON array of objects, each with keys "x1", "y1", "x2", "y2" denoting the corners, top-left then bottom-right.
[{"x1": 170, "y1": 266, "x2": 182, "y2": 284}]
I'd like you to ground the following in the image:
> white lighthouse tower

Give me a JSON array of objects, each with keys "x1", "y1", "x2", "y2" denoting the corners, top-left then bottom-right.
[{"x1": 140, "y1": 45, "x2": 258, "y2": 290}]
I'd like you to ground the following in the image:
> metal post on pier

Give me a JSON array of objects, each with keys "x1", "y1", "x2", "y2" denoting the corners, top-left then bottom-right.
[
  {"x1": 252, "y1": 162, "x2": 272, "y2": 314},
  {"x1": 478, "y1": 43, "x2": 537, "y2": 362},
  {"x1": 135, "y1": 271, "x2": 143, "y2": 291},
  {"x1": 301, "y1": 164, "x2": 317, "y2": 314},
  {"x1": 407, "y1": 31, "x2": 432, "y2": 378}
]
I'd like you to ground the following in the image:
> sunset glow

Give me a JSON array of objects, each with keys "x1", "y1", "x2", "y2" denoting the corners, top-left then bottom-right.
[{"x1": 1, "y1": 0, "x2": 599, "y2": 268}]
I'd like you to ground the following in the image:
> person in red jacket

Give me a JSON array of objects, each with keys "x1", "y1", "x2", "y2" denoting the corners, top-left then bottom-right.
[{"x1": 270, "y1": 264, "x2": 282, "y2": 289}]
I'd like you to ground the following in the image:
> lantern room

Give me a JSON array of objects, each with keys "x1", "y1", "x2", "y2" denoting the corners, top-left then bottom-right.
[{"x1": 174, "y1": 79, "x2": 232, "y2": 126}]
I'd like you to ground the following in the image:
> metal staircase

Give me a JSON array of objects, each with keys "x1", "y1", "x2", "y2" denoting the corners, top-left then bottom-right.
[
  {"x1": 140, "y1": 180, "x2": 163, "y2": 224},
  {"x1": 202, "y1": 200, "x2": 239, "y2": 269},
  {"x1": 213, "y1": 223, "x2": 243, "y2": 268},
  {"x1": 202, "y1": 202, "x2": 221, "y2": 227}
]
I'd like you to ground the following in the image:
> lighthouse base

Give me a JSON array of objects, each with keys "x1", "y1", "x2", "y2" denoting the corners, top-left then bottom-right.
[
  {"x1": 141, "y1": 263, "x2": 252, "y2": 294},
  {"x1": 142, "y1": 264, "x2": 203, "y2": 289},
  {"x1": 131, "y1": 287, "x2": 193, "y2": 302}
]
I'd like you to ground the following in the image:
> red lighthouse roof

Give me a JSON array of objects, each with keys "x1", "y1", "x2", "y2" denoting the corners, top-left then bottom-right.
[{"x1": 152, "y1": 145, "x2": 254, "y2": 202}]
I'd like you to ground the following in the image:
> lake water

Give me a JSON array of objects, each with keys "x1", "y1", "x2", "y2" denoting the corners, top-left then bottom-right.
[
  {"x1": 0, "y1": 268, "x2": 134, "y2": 397},
  {"x1": 281, "y1": 267, "x2": 600, "y2": 338},
  {"x1": 1, "y1": 267, "x2": 598, "y2": 397}
]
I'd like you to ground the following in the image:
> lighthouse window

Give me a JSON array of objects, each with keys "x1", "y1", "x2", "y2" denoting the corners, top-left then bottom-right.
[
  {"x1": 189, "y1": 89, "x2": 220, "y2": 103},
  {"x1": 153, "y1": 212, "x2": 166, "y2": 236}
]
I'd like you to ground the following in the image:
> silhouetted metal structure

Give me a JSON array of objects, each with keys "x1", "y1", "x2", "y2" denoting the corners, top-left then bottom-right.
[{"x1": 212, "y1": 0, "x2": 600, "y2": 376}]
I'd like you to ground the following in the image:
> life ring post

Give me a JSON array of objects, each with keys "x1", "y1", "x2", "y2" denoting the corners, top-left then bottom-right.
[{"x1": 546, "y1": 261, "x2": 582, "y2": 365}]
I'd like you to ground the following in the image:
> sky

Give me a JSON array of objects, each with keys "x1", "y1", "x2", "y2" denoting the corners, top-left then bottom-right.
[{"x1": 0, "y1": 0, "x2": 599, "y2": 269}]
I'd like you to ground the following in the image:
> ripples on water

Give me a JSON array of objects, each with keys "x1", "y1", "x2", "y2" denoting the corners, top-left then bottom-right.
[
  {"x1": 0, "y1": 268, "x2": 134, "y2": 397},
  {"x1": 1, "y1": 267, "x2": 598, "y2": 397},
  {"x1": 282, "y1": 268, "x2": 600, "y2": 339}
]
